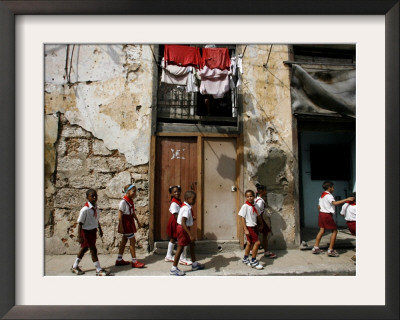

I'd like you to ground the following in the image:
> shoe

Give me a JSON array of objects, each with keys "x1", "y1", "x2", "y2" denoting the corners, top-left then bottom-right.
[
  {"x1": 131, "y1": 260, "x2": 145, "y2": 268},
  {"x1": 96, "y1": 268, "x2": 111, "y2": 276},
  {"x1": 170, "y1": 267, "x2": 185, "y2": 276},
  {"x1": 164, "y1": 256, "x2": 174, "y2": 262},
  {"x1": 71, "y1": 266, "x2": 85, "y2": 275},
  {"x1": 312, "y1": 247, "x2": 323, "y2": 254},
  {"x1": 242, "y1": 257, "x2": 250, "y2": 264},
  {"x1": 191, "y1": 262, "x2": 205, "y2": 271},
  {"x1": 327, "y1": 250, "x2": 339, "y2": 257},
  {"x1": 264, "y1": 251, "x2": 277, "y2": 259},
  {"x1": 249, "y1": 260, "x2": 263, "y2": 270},
  {"x1": 115, "y1": 259, "x2": 130, "y2": 266},
  {"x1": 179, "y1": 258, "x2": 192, "y2": 266}
]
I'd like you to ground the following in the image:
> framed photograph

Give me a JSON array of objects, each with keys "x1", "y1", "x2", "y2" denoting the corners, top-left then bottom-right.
[{"x1": 1, "y1": 1, "x2": 398, "y2": 319}]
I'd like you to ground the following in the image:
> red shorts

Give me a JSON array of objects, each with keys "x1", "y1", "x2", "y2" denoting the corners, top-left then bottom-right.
[
  {"x1": 318, "y1": 212, "x2": 337, "y2": 230},
  {"x1": 246, "y1": 226, "x2": 259, "y2": 244},
  {"x1": 81, "y1": 228, "x2": 97, "y2": 248},
  {"x1": 166, "y1": 214, "x2": 178, "y2": 239},
  {"x1": 259, "y1": 218, "x2": 271, "y2": 235},
  {"x1": 346, "y1": 221, "x2": 356, "y2": 235},
  {"x1": 177, "y1": 224, "x2": 191, "y2": 246},
  {"x1": 118, "y1": 214, "x2": 137, "y2": 235}
]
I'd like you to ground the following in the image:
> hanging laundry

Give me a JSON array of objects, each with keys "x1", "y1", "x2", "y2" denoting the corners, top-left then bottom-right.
[
  {"x1": 186, "y1": 67, "x2": 199, "y2": 93},
  {"x1": 201, "y1": 47, "x2": 231, "y2": 70},
  {"x1": 164, "y1": 44, "x2": 201, "y2": 68},
  {"x1": 198, "y1": 65, "x2": 231, "y2": 99},
  {"x1": 160, "y1": 58, "x2": 190, "y2": 85}
]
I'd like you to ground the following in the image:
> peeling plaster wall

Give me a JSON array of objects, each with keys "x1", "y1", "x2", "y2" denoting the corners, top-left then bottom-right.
[
  {"x1": 45, "y1": 45, "x2": 157, "y2": 254},
  {"x1": 239, "y1": 45, "x2": 299, "y2": 249}
]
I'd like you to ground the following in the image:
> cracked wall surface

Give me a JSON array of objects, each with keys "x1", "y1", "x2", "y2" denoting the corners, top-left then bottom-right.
[{"x1": 238, "y1": 44, "x2": 298, "y2": 248}]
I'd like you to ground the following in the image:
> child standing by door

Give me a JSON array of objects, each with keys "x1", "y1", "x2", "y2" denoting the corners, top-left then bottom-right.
[
  {"x1": 312, "y1": 181, "x2": 355, "y2": 257},
  {"x1": 170, "y1": 190, "x2": 204, "y2": 276},
  {"x1": 71, "y1": 189, "x2": 110, "y2": 276},
  {"x1": 239, "y1": 189, "x2": 264, "y2": 270},
  {"x1": 115, "y1": 184, "x2": 145, "y2": 268},
  {"x1": 165, "y1": 185, "x2": 192, "y2": 265},
  {"x1": 255, "y1": 183, "x2": 277, "y2": 259}
]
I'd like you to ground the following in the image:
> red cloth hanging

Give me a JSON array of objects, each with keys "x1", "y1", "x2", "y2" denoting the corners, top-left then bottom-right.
[
  {"x1": 164, "y1": 44, "x2": 201, "y2": 68},
  {"x1": 201, "y1": 47, "x2": 231, "y2": 70}
]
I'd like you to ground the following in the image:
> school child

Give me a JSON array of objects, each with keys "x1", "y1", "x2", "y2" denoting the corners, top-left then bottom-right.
[
  {"x1": 239, "y1": 189, "x2": 264, "y2": 270},
  {"x1": 71, "y1": 189, "x2": 110, "y2": 276},
  {"x1": 115, "y1": 184, "x2": 145, "y2": 268},
  {"x1": 255, "y1": 183, "x2": 277, "y2": 259},
  {"x1": 340, "y1": 192, "x2": 356, "y2": 262},
  {"x1": 165, "y1": 185, "x2": 192, "y2": 265},
  {"x1": 312, "y1": 181, "x2": 355, "y2": 257},
  {"x1": 170, "y1": 190, "x2": 204, "y2": 276}
]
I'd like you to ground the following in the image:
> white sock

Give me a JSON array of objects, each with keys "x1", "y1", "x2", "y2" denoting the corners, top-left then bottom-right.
[
  {"x1": 73, "y1": 258, "x2": 80, "y2": 269},
  {"x1": 94, "y1": 260, "x2": 101, "y2": 272},
  {"x1": 117, "y1": 254, "x2": 123, "y2": 261},
  {"x1": 132, "y1": 258, "x2": 137, "y2": 263},
  {"x1": 192, "y1": 261, "x2": 198, "y2": 267},
  {"x1": 171, "y1": 265, "x2": 177, "y2": 270},
  {"x1": 167, "y1": 242, "x2": 174, "y2": 258}
]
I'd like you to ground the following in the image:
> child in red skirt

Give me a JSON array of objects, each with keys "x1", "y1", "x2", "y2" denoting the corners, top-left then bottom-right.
[
  {"x1": 255, "y1": 183, "x2": 277, "y2": 259},
  {"x1": 165, "y1": 185, "x2": 192, "y2": 265},
  {"x1": 170, "y1": 190, "x2": 204, "y2": 276},
  {"x1": 71, "y1": 189, "x2": 110, "y2": 276},
  {"x1": 340, "y1": 192, "x2": 356, "y2": 262},
  {"x1": 239, "y1": 189, "x2": 264, "y2": 270},
  {"x1": 312, "y1": 181, "x2": 355, "y2": 257},
  {"x1": 115, "y1": 184, "x2": 145, "y2": 268}
]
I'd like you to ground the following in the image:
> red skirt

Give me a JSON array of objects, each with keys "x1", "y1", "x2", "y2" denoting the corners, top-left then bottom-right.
[
  {"x1": 259, "y1": 218, "x2": 271, "y2": 235},
  {"x1": 166, "y1": 214, "x2": 178, "y2": 239},
  {"x1": 118, "y1": 214, "x2": 137, "y2": 235},
  {"x1": 347, "y1": 221, "x2": 356, "y2": 235},
  {"x1": 177, "y1": 224, "x2": 191, "y2": 246},
  {"x1": 80, "y1": 228, "x2": 97, "y2": 248},
  {"x1": 246, "y1": 226, "x2": 259, "y2": 244},
  {"x1": 318, "y1": 212, "x2": 337, "y2": 230}
]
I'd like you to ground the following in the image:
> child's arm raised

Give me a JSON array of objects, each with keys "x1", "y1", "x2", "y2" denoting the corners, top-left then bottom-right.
[{"x1": 332, "y1": 196, "x2": 355, "y2": 206}]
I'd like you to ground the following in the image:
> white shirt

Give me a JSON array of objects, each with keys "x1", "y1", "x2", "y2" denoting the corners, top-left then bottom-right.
[
  {"x1": 169, "y1": 202, "x2": 181, "y2": 215},
  {"x1": 238, "y1": 202, "x2": 261, "y2": 227},
  {"x1": 318, "y1": 191, "x2": 335, "y2": 214},
  {"x1": 77, "y1": 202, "x2": 99, "y2": 230},
  {"x1": 177, "y1": 202, "x2": 194, "y2": 227},
  {"x1": 255, "y1": 196, "x2": 271, "y2": 220},
  {"x1": 119, "y1": 200, "x2": 133, "y2": 215},
  {"x1": 340, "y1": 202, "x2": 357, "y2": 221}
]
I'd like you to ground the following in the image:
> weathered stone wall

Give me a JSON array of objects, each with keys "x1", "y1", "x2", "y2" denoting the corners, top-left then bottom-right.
[
  {"x1": 45, "y1": 44, "x2": 156, "y2": 254},
  {"x1": 238, "y1": 44, "x2": 299, "y2": 249}
]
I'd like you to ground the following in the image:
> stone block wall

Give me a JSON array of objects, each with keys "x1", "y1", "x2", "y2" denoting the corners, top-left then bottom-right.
[{"x1": 45, "y1": 114, "x2": 149, "y2": 255}]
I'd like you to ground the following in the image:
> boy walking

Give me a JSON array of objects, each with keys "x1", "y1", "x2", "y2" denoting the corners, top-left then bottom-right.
[
  {"x1": 239, "y1": 189, "x2": 264, "y2": 270},
  {"x1": 312, "y1": 181, "x2": 355, "y2": 257}
]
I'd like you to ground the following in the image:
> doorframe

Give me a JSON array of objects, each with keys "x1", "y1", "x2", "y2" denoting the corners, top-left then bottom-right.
[{"x1": 149, "y1": 132, "x2": 243, "y2": 251}]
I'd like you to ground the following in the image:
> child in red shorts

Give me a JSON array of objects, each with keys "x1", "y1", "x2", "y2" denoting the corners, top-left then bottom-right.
[
  {"x1": 239, "y1": 189, "x2": 264, "y2": 270},
  {"x1": 71, "y1": 189, "x2": 110, "y2": 276},
  {"x1": 170, "y1": 190, "x2": 204, "y2": 276},
  {"x1": 312, "y1": 181, "x2": 355, "y2": 257},
  {"x1": 340, "y1": 192, "x2": 356, "y2": 262}
]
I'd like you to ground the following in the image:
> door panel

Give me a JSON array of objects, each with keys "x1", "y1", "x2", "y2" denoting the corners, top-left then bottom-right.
[
  {"x1": 155, "y1": 137, "x2": 198, "y2": 240},
  {"x1": 203, "y1": 138, "x2": 237, "y2": 240}
]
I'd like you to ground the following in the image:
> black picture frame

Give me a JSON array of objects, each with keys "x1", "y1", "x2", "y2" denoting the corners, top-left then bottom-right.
[{"x1": 0, "y1": 1, "x2": 398, "y2": 319}]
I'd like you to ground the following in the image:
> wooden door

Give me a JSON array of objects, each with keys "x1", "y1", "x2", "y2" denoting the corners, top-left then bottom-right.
[
  {"x1": 155, "y1": 137, "x2": 198, "y2": 240},
  {"x1": 203, "y1": 138, "x2": 237, "y2": 240}
]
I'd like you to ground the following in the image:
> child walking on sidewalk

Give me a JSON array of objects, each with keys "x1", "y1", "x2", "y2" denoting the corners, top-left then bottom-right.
[
  {"x1": 71, "y1": 189, "x2": 110, "y2": 276},
  {"x1": 115, "y1": 184, "x2": 145, "y2": 268},
  {"x1": 312, "y1": 181, "x2": 355, "y2": 257},
  {"x1": 165, "y1": 185, "x2": 192, "y2": 265},
  {"x1": 239, "y1": 189, "x2": 264, "y2": 270},
  {"x1": 170, "y1": 190, "x2": 204, "y2": 276}
]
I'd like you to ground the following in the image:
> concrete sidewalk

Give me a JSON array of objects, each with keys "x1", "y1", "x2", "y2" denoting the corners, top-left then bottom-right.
[{"x1": 46, "y1": 229, "x2": 356, "y2": 277}]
